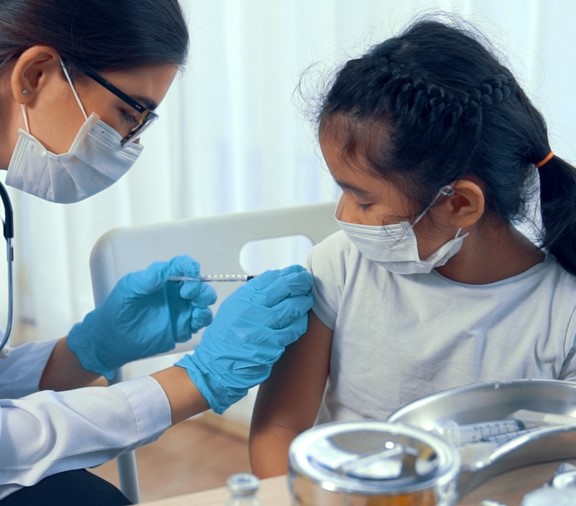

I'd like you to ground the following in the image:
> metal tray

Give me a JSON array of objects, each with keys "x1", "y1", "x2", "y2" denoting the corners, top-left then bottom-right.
[{"x1": 386, "y1": 379, "x2": 576, "y2": 495}]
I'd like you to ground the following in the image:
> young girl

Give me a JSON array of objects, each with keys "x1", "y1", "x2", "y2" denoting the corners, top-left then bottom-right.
[{"x1": 249, "y1": 17, "x2": 576, "y2": 477}]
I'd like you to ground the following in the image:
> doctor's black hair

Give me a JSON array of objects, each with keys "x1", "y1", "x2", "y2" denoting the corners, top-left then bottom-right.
[
  {"x1": 317, "y1": 16, "x2": 576, "y2": 276},
  {"x1": 0, "y1": 0, "x2": 189, "y2": 75}
]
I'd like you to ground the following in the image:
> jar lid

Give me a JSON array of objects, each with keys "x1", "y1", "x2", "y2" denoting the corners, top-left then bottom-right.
[{"x1": 289, "y1": 421, "x2": 460, "y2": 495}]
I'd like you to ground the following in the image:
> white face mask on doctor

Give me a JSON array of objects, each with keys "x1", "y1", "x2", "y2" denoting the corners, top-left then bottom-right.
[
  {"x1": 6, "y1": 60, "x2": 143, "y2": 204},
  {"x1": 336, "y1": 185, "x2": 468, "y2": 275}
]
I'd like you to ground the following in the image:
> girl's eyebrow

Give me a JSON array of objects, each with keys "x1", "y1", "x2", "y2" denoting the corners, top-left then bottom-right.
[{"x1": 334, "y1": 178, "x2": 372, "y2": 197}]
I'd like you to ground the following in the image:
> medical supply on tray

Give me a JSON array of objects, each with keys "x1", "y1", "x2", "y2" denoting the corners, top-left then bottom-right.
[
  {"x1": 521, "y1": 462, "x2": 576, "y2": 505},
  {"x1": 512, "y1": 409, "x2": 576, "y2": 426},
  {"x1": 433, "y1": 420, "x2": 542, "y2": 446},
  {"x1": 432, "y1": 409, "x2": 576, "y2": 468},
  {"x1": 433, "y1": 407, "x2": 576, "y2": 449},
  {"x1": 386, "y1": 380, "x2": 576, "y2": 497}
]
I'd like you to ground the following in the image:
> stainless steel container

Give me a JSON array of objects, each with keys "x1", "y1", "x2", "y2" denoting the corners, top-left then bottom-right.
[
  {"x1": 387, "y1": 379, "x2": 576, "y2": 495},
  {"x1": 288, "y1": 421, "x2": 461, "y2": 505}
]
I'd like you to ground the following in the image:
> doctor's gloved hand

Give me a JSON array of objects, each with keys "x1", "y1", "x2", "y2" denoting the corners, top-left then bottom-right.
[
  {"x1": 175, "y1": 265, "x2": 313, "y2": 414},
  {"x1": 67, "y1": 255, "x2": 217, "y2": 380}
]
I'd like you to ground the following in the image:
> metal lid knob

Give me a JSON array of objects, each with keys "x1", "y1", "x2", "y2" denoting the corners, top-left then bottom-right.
[{"x1": 227, "y1": 473, "x2": 260, "y2": 497}]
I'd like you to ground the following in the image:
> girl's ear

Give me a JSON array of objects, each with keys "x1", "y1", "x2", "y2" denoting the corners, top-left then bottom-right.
[
  {"x1": 436, "y1": 179, "x2": 485, "y2": 228},
  {"x1": 10, "y1": 46, "x2": 61, "y2": 104}
]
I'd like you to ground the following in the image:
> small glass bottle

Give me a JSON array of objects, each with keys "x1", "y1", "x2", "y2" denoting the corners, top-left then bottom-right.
[{"x1": 225, "y1": 473, "x2": 262, "y2": 505}]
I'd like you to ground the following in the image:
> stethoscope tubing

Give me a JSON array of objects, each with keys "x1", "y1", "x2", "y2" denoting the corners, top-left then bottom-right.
[{"x1": 0, "y1": 182, "x2": 14, "y2": 352}]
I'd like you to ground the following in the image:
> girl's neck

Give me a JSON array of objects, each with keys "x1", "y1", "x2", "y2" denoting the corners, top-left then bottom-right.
[{"x1": 435, "y1": 222, "x2": 545, "y2": 285}]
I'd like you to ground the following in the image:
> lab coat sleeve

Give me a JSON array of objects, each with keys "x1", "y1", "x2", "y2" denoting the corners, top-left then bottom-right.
[
  {"x1": 0, "y1": 375, "x2": 172, "y2": 499},
  {"x1": 0, "y1": 339, "x2": 59, "y2": 398}
]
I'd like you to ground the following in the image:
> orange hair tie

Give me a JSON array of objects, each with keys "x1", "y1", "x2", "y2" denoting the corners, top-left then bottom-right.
[{"x1": 535, "y1": 151, "x2": 555, "y2": 168}]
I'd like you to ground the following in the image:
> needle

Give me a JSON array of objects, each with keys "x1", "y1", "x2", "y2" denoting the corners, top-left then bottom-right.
[{"x1": 168, "y1": 274, "x2": 255, "y2": 283}]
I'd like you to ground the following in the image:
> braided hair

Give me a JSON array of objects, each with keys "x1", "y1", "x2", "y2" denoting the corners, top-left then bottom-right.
[{"x1": 318, "y1": 19, "x2": 576, "y2": 275}]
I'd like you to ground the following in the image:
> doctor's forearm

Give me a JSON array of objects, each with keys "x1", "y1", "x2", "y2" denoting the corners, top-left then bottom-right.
[
  {"x1": 39, "y1": 338, "x2": 102, "y2": 391},
  {"x1": 152, "y1": 367, "x2": 210, "y2": 424}
]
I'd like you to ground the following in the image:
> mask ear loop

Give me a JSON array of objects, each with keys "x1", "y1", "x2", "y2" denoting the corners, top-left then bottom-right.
[
  {"x1": 435, "y1": 185, "x2": 466, "y2": 240},
  {"x1": 387, "y1": 184, "x2": 455, "y2": 249},
  {"x1": 19, "y1": 61, "x2": 90, "y2": 136},
  {"x1": 20, "y1": 105, "x2": 31, "y2": 133},
  {"x1": 411, "y1": 184, "x2": 455, "y2": 228},
  {"x1": 59, "y1": 59, "x2": 89, "y2": 121},
  {"x1": 439, "y1": 185, "x2": 455, "y2": 197}
]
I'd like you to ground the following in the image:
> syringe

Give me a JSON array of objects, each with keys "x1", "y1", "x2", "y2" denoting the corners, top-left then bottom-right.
[
  {"x1": 434, "y1": 419, "x2": 541, "y2": 446},
  {"x1": 484, "y1": 427, "x2": 542, "y2": 445},
  {"x1": 168, "y1": 274, "x2": 255, "y2": 283}
]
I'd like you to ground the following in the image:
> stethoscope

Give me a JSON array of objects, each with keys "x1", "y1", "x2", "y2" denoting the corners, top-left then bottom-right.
[{"x1": 0, "y1": 181, "x2": 14, "y2": 352}]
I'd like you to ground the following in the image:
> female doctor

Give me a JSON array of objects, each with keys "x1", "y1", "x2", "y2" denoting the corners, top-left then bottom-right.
[{"x1": 0, "y1": 1, "x2": 313, "y2": 505}]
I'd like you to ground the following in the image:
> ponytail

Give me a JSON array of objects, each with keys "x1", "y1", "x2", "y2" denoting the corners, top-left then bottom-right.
[{"x1": 538, "y1": 156, "x2": 576, "y2": 275}]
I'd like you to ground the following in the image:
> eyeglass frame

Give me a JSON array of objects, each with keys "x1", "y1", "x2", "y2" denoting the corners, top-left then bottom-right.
[{"x1": 82, "y1": 68, "x2": 159, "y2": 146}]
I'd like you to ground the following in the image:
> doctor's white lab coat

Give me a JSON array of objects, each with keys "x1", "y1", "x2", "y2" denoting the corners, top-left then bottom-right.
[{"x1": 0, "y1": 339, "x2": 171, "y2": 500}]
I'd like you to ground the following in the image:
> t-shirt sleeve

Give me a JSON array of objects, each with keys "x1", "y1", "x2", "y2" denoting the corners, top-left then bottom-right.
[
  {"x1": 559, "y1": 305, "x2": 576, "y2": 381},
  {"x1": 306, "y1": 231, "x2": 349, "y2": 330}
]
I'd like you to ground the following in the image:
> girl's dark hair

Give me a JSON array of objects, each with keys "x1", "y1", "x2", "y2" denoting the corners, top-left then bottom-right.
[
  {"x1": 0, "y1": 0, "x2": 189, "y2": 75},
  {"x1": 318, "y1": 16, "x2": 576, "y2": 276}
]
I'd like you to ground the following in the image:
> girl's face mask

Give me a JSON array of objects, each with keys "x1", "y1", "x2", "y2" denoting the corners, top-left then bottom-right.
[
  {"x1": 6, "y1": 60, "x2": 143, "y2": 204},
  {"x1": 336, "y1": 185, "x2": 468, "y2": 274}
]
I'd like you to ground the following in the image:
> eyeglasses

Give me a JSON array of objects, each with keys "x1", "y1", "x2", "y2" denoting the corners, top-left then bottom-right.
[{"x1": 82, "y1": 68, "x2": 159, "y2": 145}]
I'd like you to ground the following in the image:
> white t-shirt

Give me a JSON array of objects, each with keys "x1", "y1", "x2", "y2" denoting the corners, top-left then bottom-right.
[
  {"x1": 0, "y1": 339, "x2": 171, "y2": 499},
  {"x1": 307, "y1": 231, "x2": 576, "y2": 423}
]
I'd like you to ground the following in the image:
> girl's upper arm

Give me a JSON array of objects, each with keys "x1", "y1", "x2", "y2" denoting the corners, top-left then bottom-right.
[{"x1": 251, "y1": 310, "x2": 333, "y2": 433}]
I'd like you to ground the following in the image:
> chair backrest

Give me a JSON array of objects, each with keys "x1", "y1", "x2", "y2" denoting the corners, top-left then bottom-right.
[
  {"x1": 90, "y1": 202, "x2": 338, "y2": 342},
  {"x1": 91, "y1": 201, "x2": 335, "y2": 302},
  {"x1": 88, "y1": 202, "x2": 338, "y2": 504}
]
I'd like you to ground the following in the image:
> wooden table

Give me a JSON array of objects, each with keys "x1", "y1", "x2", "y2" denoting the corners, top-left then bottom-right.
[{"x1": 140, "y1": 461, "x2": 571, "y2": 505}]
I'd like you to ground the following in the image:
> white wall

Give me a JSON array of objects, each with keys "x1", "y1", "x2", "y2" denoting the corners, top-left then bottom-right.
[{"x1": 2, "y1": 0, "x2": 575, "y2": 424}]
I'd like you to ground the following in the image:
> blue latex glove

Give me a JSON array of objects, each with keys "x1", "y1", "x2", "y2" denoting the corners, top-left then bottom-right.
[
  {"x1": 175, "y1": 264, "x2": 314, "y2": 414},
  {"x1": 68, "y1": 255, "x2": 217, "y2": 380}
]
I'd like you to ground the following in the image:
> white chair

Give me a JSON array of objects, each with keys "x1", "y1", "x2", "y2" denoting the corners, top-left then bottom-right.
[{"x1": 89, "y1": 202, "x2": 338, "y2": 503}]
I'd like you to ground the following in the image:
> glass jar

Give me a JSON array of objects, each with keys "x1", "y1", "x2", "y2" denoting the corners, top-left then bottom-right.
[{"x1": 225, "y1": 473, "x2": 262, "y2": 506}]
